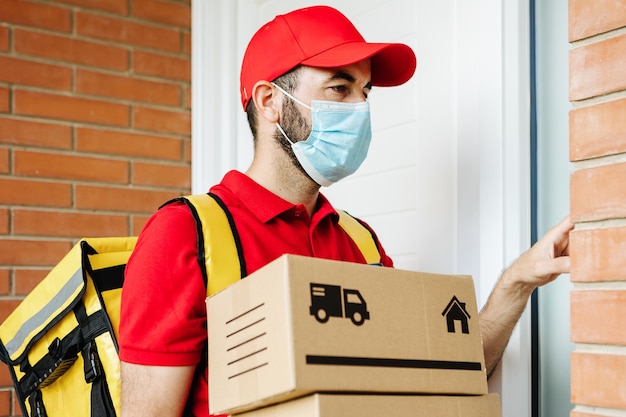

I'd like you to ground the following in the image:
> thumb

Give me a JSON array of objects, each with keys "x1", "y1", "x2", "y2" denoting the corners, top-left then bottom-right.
[{"x1": 534, "y1": 256, "x2": 570, "y2": 285}]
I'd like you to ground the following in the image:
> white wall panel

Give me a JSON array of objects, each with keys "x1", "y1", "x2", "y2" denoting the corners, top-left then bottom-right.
[
  {"x1": 325, "y1": 167, "x2": 418, "y2": 216},
  {"x1": 358, "y1": 122, "x2": 418, "y2": 176},
  {"x1": 369, "y1": 79, "x2": 417, "y2": 132}
]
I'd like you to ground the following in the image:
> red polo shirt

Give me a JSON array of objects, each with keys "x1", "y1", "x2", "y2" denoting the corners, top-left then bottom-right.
[{"x1": 119, "y1": 170, "x2": 392, "y2": 416}]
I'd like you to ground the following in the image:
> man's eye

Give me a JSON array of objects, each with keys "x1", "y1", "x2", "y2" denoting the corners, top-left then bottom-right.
[{"x1": 331, "y1": 85, "x2": 347, "y2": 93}]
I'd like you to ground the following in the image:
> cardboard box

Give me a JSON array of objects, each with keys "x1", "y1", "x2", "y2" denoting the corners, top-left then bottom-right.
[
  {"x1": 234, "y1": 393, "x2": 502, "y2": 417},
  {"x1": 207, "y1": 255, "x2": 487, "y2": 414}
]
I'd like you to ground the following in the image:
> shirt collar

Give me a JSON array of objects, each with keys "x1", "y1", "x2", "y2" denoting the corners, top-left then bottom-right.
[{"x1": 218, "y1": 170, "x2": 339, "y2": 224}]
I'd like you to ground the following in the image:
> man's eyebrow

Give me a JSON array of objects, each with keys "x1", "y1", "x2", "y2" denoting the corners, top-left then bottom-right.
[{"x1": 328, "y1": 71, "x2": 372, "y2": 89}]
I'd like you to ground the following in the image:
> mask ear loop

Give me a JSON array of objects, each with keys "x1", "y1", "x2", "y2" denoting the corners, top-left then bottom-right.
[
  {"x1": 275, "y1": 123, "x2": 295, "y2": 145},
  {"x1": 271, "y1": 82, "x2": 311, "y2": 110},
  {"x1": 272, "y1": 82, "x2": 310, "y2": 146}
]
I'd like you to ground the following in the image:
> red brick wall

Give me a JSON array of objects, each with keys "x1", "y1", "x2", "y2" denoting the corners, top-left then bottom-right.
[
  {"x1": 569, "y1": 0, "x2": 626, "y2": 415},
  {"x1": 0, "y1": 0, "x2": 191, "y2": 415}
]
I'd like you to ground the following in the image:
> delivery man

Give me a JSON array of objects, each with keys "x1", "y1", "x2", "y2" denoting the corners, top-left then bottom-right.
[{"x1": 119, "y1": 6, "x2": 573, "y2": 416}]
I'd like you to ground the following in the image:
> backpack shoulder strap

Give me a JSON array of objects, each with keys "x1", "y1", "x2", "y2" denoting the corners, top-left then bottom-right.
[
  {"x1": 176, "y1": 193, "x2": 246, "y2": 296},
  {"x1": 336, "y1": 210, "x2": 382, "y2": 265}
]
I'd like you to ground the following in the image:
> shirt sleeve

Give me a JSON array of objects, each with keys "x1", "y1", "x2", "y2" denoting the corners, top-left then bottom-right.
[{"x1": 119, "y1": 201, "x2": 208, "y2": 366}]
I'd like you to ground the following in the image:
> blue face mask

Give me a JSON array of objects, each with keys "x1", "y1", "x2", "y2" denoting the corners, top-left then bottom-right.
[{"x1": 272, "y1": 83, "x2": 372, "y2": 187}]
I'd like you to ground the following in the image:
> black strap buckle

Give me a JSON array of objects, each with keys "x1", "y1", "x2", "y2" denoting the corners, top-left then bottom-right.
[
  {"x1": 28, "y1": 390, "x2": 48, "y2": 417},
  {"x1": 82, "y1": 340, "x2": 102, "y2": 383}
]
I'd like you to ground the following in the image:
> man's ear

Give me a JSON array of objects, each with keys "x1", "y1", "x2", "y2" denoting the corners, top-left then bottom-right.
[{"x1": 251, "y1": 81, "x2": 281, "y2": 123}]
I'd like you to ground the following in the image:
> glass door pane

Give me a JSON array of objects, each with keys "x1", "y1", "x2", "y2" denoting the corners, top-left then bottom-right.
[{"x1": 533, "y1": 0, "x2": 573, "y2": 415}]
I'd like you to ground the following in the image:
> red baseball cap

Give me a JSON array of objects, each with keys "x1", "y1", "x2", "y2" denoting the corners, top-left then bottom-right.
[{"x1": 240, "y1": 5, "x2": 417, "y2": 111}]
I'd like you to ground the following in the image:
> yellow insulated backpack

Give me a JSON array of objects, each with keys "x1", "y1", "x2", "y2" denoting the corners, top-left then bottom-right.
[
  {"x1": 0, "y1": 193, "x2": 380, "y2": 417},
  {"x1": 0, "y1": 238, "x2": 134, "y2": 417}
]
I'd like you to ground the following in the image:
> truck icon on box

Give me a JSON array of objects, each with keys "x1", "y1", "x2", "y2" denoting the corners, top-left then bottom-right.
[{"x1": 309, "y1": 283, "x2": 370, "y2": 326}]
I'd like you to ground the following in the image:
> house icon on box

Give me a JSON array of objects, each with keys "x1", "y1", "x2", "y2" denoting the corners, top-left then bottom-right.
[{"x1": 441, "y1": 296, "x2": 471, "y2": 334}]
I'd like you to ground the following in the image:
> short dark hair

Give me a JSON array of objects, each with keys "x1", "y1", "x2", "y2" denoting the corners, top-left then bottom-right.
[{"x1": 246, "y1": 66, "x2": 302, "y2": 141}]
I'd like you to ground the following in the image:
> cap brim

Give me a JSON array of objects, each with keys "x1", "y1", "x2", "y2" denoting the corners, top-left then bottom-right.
[{"x1": 301, "y1": 42, "x2": 417, "y2": 87}]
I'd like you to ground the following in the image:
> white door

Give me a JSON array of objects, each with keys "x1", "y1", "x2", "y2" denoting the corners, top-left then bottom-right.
[{"x1": 192, "y1": 1, "x2": 533, "y2": 416}]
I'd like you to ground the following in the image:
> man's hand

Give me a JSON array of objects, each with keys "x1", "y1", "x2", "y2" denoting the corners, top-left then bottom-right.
[
  {"x1": 480, "y1": 216, "x2": 574, "y2": 376},
  {"x1": 504, "y1": 215, "x2": 573, "y2": 290}
]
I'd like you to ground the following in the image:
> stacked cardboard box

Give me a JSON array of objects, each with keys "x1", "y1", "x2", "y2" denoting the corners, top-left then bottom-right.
[{"x1": 206, "y1": 255, "x2": 501, "y2": 416}]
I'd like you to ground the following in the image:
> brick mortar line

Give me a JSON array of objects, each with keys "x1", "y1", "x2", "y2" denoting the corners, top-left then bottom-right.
[
  {"x1": 7, "y1": 23, "x2": 191, "y2": 58},
  {"x1": 70, "y1": 102, "x2": 77, "y2": 150},
  {"x1": 5, "y1": 111, "x2": 192, "y2": 138},
  {"x1": 6, "y1": 265, "x2": 58, "y2": 271},
  {"x1": 1, "y1": 142, "x2": 189, "y2": 164},
  {"x1": 7, "y1": 205, "x2": 133, "y2": 215},
  {"x1": 7, "y1": 81, "x2": 13, "y2": 114},
  {"x1": 0, "y1": 50, "x2": 191, "y2": 87},
  {"x1": 7, "y1": 232, "x2": 130, "y2": 241},
  {"x1": 574, "y1": 343, "x2": 626, "y2": 355},
  {"x1": 572, "y1": 281, "x2": 626, "y2": 291},
  {"x1": 69, "y1": 181, "x2": 189, "y2": 193},
  {"x1": 570, "y1": 26, "x2": 626, "y2": 48},
  {"x1": 0, "y1": 235, "x2": 79, "y2": 242},
  {"x1": 0, "y1": 174, "x2": 190, "y2": 194},
  {"x1": 0, "y1": 114, "x2": 190, "y2": 141},
  {"x1": 573, "y1": 218, "x2": 626, "y2": 230},
  {"x1": 74, "y1": 6, "x2": 192, "y2": 32},
  {"x1": 8, "y1": 201, "x2": 12, "y2": 235},
  {"x1": 127, "y1": 149, "x2": 134, "y2": 187},
  {"x1": 11, "y1": 1, "x2": 192, "y2": 33},
  {"x1": 1, "y1": 206, "x2": 154, "y2": 218},
  {"x1": 129, "y1": 128, "x2": 190, "y2": 140},
  {"x1": 178, "y1": 137, "x2": 186, "y2": 168},
  {"x1": 12, "y1": 84, "x2": 191, "y2": 111},
  {"x1": 570, "y1": 90, "x2": 626, "y2": 109},
  {"x1": 7, "y1": 138, "x2": 13, "y2": 175},
  {"x1": 9, "y1": 266, "x2": 16, "y2": 298},
  {"x1": 68, "y1": 119, "x2": 189, "y2": 139},
  {"x1": 0, "y1": 175, "x2": 73, "y2": 186},
  {"x1": 573, "y1": 405, "x2": 626, "y2": 417},
  {"x1": 571, "y1": 153, "x2": 626, "y2": 170},
  {"x1": 3, "y1": 143, "x2": 192, "y2": 166},
  {"x1": 75, "y1": 68, "x2": 191, "y2": 87},
  {"x1": 0, "y1": 296, "x2": 28, "y2": 301},
  {"x1": 0, "y1": 54, "x2": 190, "y2": 88},
  {"x1": 128, "y1": 212, "x2": 135, "y2": 234},
  {"x1": 0, "y1": 199, "x2": 157, "y2": 215}
]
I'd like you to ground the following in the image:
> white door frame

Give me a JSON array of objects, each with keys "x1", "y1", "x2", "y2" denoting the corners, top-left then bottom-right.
[
  {"x1": 191, "y1": 0, "x2": 240, "y2": 193},
  {"x1": 192, "y1": 1, "x2": 533, "y2": 416},
  {"x1": 455, "y1": 1, "x2": 532, "y2": 416}
]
